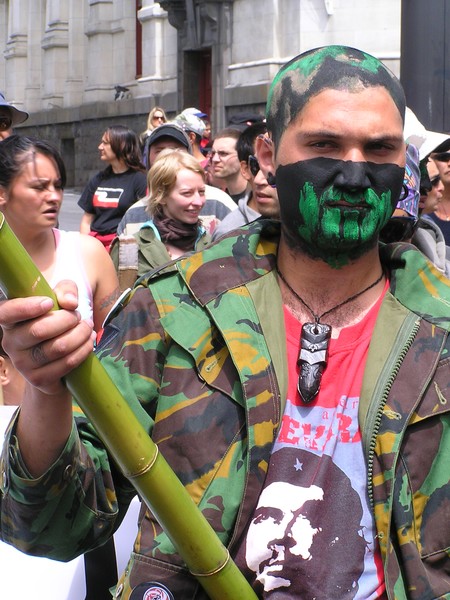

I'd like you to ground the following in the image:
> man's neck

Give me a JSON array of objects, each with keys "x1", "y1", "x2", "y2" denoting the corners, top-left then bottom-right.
[
  {"x1": 440, "y1": 187, "x2": 450, "y2": 205},
  {"x1": 192, "y1": 146, "x2": 204, "y2": 161},
  {"x1": 434, "y1": 188, "x2": 450, "y2": 220},
  {"x1": 276, "y1": 237, "x2": 386, "y2": 333},
  {"x1": 224, "y1": 173, "x2": 247, "y2": 196},
  {"x1": 247, "y1": 192, "x2": 257, "y2": 211}
]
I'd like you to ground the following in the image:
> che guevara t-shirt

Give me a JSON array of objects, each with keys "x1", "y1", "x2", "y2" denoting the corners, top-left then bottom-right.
[{"x1": 236, "y1": 282, "x2": 389, "y2": 599}]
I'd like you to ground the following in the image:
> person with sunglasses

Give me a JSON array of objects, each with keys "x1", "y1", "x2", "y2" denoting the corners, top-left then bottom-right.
[
  {"x1": 212, "y1": 122, "x2": 279, "y2": 240},
  {"x1": 428, "y1": 143, "x2": 450, "y2": 244},
  {"x1": 419, "y1": 157, "x2": 444, "y2": 215},
  {"x1": 139, "y1": 106, "x2": 168, "y2": 148},
  {"x1": 0, "y1": 92, "x2": 28, "y2": 140}
]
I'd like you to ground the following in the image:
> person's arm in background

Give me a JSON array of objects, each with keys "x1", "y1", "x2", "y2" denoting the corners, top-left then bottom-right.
[
  {"x1": 80, "y1": 211, "x2": 94, "y2": 234},
  {"x1": 80, "y1": 235, "x2": 121, "y2": 330},
  {"x1": 77, "y1": 173, "x2": 102, "y2": 234}
]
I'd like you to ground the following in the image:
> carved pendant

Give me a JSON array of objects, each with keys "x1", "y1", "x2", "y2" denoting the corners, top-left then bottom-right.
[{"x1": 297, "y1": 322, "x2": 332, "y2": 404}]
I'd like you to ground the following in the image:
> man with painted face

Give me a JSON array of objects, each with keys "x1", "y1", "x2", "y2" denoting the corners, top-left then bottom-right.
[{"x1": 1, "y1": 46, "x2": 449, "y2": 600}]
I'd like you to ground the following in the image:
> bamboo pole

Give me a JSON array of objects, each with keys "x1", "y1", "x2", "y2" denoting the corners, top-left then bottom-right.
[{"x1": 0, "y1": 214, "x2": 257, "y2": 600}]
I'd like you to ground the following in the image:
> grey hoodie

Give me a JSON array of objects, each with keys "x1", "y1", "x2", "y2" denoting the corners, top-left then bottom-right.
[{"x1": 412, "y1": 216, "x2": 450, "y2": 277}]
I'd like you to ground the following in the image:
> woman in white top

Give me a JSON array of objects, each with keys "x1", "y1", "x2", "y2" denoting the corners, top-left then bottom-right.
[{"x1": 0, "y1": 135, "x2": 120, "y2": 334}]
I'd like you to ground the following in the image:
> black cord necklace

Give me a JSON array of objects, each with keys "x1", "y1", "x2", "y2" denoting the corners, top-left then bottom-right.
[{"x1": 276, "y1": 267, "x2": 385, "y2": 404}]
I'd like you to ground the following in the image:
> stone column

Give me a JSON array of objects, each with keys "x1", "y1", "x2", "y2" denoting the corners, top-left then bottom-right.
[
  {"x1": 24, "y1": 0, "x2": 44, "y2": 111},
  {"x1": 137, "y1": 0, "x2": 178, "y2": 105},
  {"x1": 64, "y1": 0, "x2": 86, "y2": 107},
  {"x1": 4, "y1": 0, "x2": 29, "y2": 110},
  {"x1": 84, "y1": 0, "x2": 115, "y2": 103},
  {"x1": 41, "y1": 0, "x2": 69, "y2": 108}
]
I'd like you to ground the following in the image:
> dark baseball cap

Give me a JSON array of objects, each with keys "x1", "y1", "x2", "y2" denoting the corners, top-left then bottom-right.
[
  {"x1": 147, "y1": 123, "x2": 191, "y2": 150},
  {"x1": 0, "y1": 93, "x2": 29, "y2": 125}
]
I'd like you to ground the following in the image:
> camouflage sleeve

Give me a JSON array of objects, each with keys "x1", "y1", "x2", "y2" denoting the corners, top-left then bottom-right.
[
  {"x1": 0, "y1": 410, "x2": 135, "y2": 561},
  {"x1": 0, "y1": 283, "x2": 167, "y2": 561}
]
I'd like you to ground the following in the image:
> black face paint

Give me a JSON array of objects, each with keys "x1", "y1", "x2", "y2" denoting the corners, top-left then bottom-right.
[
  {"x1": 276, "y1": 157, "x2": 405, "y2": 267},
  {"x1": 266, "y1": 46, "x2": 406, "y2": 148}
]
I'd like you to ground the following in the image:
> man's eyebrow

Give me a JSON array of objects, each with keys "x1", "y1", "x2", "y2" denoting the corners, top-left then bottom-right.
[
  {"x1": 299, "y1": 130, "x2": 404, "y2": 143},
  {"x1": 300, "y1": 131, "x2": 341, "y2": 139}
]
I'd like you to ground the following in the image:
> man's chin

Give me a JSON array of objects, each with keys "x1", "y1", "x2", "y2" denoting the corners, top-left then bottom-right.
[{"x1": 282, "y1": 227, "x2": 379, "y2": 265}]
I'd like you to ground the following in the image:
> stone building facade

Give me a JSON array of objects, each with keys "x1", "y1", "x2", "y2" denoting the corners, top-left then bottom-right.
[{"x1": 0, "y1": 0, "x2": 401, "y2": 186}]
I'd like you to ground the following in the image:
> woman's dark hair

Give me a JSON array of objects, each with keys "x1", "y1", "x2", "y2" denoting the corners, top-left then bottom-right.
[
  {"x1": 103, "y1": 125, "x2": 145, "y2": 174},
  {"x1": 0, "y1": 135, "x2": 67, "y2": 189}
]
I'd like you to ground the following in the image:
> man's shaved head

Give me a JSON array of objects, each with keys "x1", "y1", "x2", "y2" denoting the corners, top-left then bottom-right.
[{"x1": 266, "y1": 45, "x2": 406, "y2": 148}]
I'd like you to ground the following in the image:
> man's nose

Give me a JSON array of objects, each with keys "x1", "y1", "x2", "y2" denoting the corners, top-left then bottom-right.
[{"x1": 334, "y1": 161, "x2": 371, "y2": 191}]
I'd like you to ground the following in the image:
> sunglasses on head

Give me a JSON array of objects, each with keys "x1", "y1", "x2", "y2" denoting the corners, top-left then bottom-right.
[
  {"x1": 0, "y1": 116, "x2": 12, "y2": 131},
  {"x1": 432, "y1": 152, "x2": 450, "y2": 163},
  {"x1": 379, "y1": 217, "x2": 418, "y2": 244},
  {"x1": 248, "y1": 155, "x2": 260, "y2": 177}
]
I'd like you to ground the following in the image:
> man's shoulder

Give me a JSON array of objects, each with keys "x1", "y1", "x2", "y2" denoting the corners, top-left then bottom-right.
[
  {"x1": 204, "y1": 185, "x2": 237, "y2": 210},
  {"x1": 117, "y1": 199, "x2": 148, "y2": 235},
  {"x1": 212, "y1": 194, "x2": 259, "y2": 240},
  {"x1": 212, "y1": 207, "x2": 249, "y2": 240},
  {"x1": 150, "y1": 219, "x2": 277, "y2": 281},
  {"x1": 382, "y1": 242, "x2": 450, "y2": 328}
]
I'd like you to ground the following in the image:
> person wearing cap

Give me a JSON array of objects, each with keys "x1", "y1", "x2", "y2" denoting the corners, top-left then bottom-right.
[
  {"x1": 419, "y1": 157, "x2": 445, "y2": 216},
  {"x1": 178, "y1": 109, "x2": 211, "y2": 160},
  {"x1": 182, "y1": 106, "x2": 208, "y2": 119},
  {"x1": 0, "y1": 93, "x2": 28, "y2": 140},
  {"x1": 118, "y1": 122, "x2": 236, "y2": 237},
  {"x1": 174, "y1": 111, "x2": 207, "y2": 163},
  {"x1": 142, "y1": 122, "x2": 192, "y2": 170},
  {"x1": 415, "y1": 158, "x2": 450, "y2": 276},
  {"x1": 427, "y1": 136, "x2": 450, "y2": 244},
  {"x1": 227, "y1": 112, "x2": 265, "y2": 133}
]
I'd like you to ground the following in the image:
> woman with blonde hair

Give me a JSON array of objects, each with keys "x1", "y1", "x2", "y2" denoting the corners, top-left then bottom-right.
[
  {"x1": 111, "y1": 149, "x2": 211, "y2": 289},
  {"x1": 140, "y1": 106, "x2": 167, "y2": 146}
]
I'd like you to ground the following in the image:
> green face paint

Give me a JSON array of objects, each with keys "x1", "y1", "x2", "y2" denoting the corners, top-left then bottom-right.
[
  {"x1": 266, "y1": 46, "x2": 405, "y2": 149},
  {"x1": 276, "y1": 157, "x2": 405, "y2": 268}
]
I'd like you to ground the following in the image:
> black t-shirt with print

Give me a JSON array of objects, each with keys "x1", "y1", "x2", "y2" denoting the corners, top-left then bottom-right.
[{"x1": 78, "y1": 168, "x2": 147, "y2": 234}]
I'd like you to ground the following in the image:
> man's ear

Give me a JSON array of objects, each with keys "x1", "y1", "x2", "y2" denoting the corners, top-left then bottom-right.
[
  {"x1": 0, "y1": 356, "x2": 10, "y2": 386},
  {"x1": 255, "y1": 135, "x2": 276, "y2": 181},
  {"x1": 0, "y1": 186, "x2": 7, "y2": 210},
  {"x1": 240, "y1": 160, "x2": 252, "y2": 182}
]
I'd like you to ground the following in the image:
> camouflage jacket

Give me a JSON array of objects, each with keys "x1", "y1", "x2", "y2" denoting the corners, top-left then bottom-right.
[{"x1": 1, "y1": 220, "x2": 450, "y2": 599}]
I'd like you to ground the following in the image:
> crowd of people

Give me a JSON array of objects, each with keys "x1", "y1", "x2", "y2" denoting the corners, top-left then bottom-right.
[{"x1": 0, "y1": 44, "x2": 449, "y2": 600}]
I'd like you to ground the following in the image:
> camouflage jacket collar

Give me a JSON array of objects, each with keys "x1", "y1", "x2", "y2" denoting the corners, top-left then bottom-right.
[{"x1": 177, "y1": 219, "x2": 450, "y2": 330}]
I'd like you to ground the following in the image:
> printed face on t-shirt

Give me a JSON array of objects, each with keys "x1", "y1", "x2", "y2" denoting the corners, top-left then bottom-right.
[{"x1": 246, "y1": 481, "x2": 324, "y2": 592}]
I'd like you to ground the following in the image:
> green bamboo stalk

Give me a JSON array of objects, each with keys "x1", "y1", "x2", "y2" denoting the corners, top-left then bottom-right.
[{"x1": 0, "y1": 214, "x2": 257, "y2": 600}]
